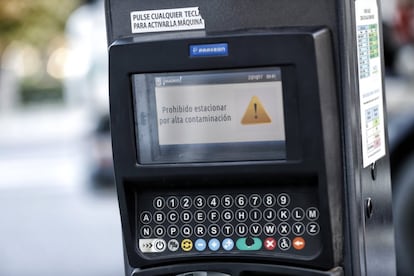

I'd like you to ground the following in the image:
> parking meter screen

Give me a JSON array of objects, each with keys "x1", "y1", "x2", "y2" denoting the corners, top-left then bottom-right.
[{"x1": 133, "y1": 67, "x2": 286, "y2": 164}]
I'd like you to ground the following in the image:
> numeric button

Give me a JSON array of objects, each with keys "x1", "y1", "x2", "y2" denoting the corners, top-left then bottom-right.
[
  {"x1": 167, "y1": 196, "x2": 179, "y2": 209},
  {"x1": 249, "y1": 194, "x2": 262, "y2": 207},
  {"x1": 236, "y1": 195, "x2": 248, "y2": 208},
  {"x1": 277, "y1": 193, "x2": 290, "y2": 207},
  {"x1": 180, "y1": 196, "x2": 192, "y2": 209},
  {"x1": 153, "y1": 197, "x2": 165, "y2": 210},
  {"x1": 264, "y1": 194, "x2": 276, "y2": 207},
  {"x1": 222, "y1": 195, "x2": 233, "y2": 208},
  {"x1": 194, "y1": 196, "x2": 206, "y2": 209},
  {"x1": 208, "y1": 195, "x2": 220, "y2": 208}
]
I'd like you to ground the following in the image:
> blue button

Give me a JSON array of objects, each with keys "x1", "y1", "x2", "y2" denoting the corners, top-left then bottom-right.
[
  {"x1": 190, "y1": 43, "x2": 228, "y2": 57},
  {"x1": 194, "y1": 239, "x2": 207, "y2": 251},
  {"x1": 208, "y1": 238, "x2": 220, "y2": 251},
  {"x1": 222, "y1": 238, "x2": 234, "y2": 251}
]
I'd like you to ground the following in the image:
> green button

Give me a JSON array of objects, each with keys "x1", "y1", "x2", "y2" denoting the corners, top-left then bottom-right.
[{"x1": 236, "y1": 238, "x2": 262, "y2": 251}]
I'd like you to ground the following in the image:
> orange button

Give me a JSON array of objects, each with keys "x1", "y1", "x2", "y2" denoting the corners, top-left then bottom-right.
[{"x1": 293, "y1": 237, "x2": 306, "y2": 250}]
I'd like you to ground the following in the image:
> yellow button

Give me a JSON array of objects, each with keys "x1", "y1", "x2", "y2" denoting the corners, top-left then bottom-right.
[{"x1": 181, "y1": 239, "x2": 193, "y2": 252}]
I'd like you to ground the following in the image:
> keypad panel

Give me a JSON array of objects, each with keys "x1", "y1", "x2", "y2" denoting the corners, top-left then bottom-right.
[{"x1": 136, "y1": 188, "x2": 322, "y2": 259}]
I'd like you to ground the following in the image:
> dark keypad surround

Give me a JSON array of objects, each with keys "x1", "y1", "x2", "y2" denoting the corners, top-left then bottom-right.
[{"x1": 137, "y1": 191, "x2": 321, "y2": 258}]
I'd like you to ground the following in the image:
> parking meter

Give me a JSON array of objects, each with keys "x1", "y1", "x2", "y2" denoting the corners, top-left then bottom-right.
[{"x1": 105, "y1": 0, "x2": 395, "y2": 275}]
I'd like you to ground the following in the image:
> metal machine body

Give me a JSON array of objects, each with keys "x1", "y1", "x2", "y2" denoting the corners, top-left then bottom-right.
[{"x1": 105, "y1": 1, "x2": 396, "y2": 275}]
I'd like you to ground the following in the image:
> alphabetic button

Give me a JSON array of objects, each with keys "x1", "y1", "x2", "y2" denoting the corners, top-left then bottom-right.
[{"x1": 140, "y1": 211, "x2": 152, "y2": 224}]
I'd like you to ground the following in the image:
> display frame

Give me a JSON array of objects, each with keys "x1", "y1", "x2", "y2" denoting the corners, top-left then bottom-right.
[{"x1": 132, "y1": 66, "x2": 298, "y2": 164}]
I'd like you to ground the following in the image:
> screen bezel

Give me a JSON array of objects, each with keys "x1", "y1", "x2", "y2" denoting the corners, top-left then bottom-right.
[{"x1": 132, "y1": 66, "x2": 298, "y2": 164}]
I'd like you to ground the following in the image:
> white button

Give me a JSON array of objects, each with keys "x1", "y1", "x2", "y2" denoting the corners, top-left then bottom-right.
[
  {"x1": 167, "y1": 225, "x2": 179, "y2": 238},
  {"x1": 154, "y1": 225, "x2": 166, "y2": 238},
  {"x1": 277, "y1": 193, "x2": 290, "y2": 207},
  {"x1": 153, "y1": 197, "x2": 165, "y2": 210},
  {"x1": 263, "y1": 194, "x2": 276, "y2": 207},
  {"x1": 222, "y1": 195, "x2": 234, "y2": 208},
  {"x1": 278, "y1": 222, "x2": 291, "y2": 236},
  {"x1": 263, "y1": 223, "x2": 277, "y2": 235},
  {"x1": 306, "y1": 207, "x2": 320, "y2": 221},
  {"x1": 154, "y1": 211, "x2": 165, "y2": 224},
  {"x1": 194, "y1": 195, "x2": 206, "y2": 209},
  {"x1": 167, "y1": 211, "x2": 179, "y2": 224},
  {"x1": 307, "y1": 222, "x2": 320, "y2": 236},
  {"x1": 249, "y1": 223, "x2": 262, "y2": 236},
  {"x1": 140, "y1": 211, "x2": 152, "y2": 224},
  {"x1": 235, "y1": 194, "x2": 248, "y2": 208},
  {"x1": 194, "y1": 210, "x2": 206, "y2": 223},
  {"x1": 249, "y1": 194, "x2": 262, "y2": 207},
  {"x1": 167, "y1": 196, "x2": 179, "y2": 209},
  {"x1": 181, "y1": 211, "x2": 193, "y2": 223},
  {"x1": 292, "y1": 222, "x2": 305, "y2": 236},
  {"x1": 208, "y1": 195, "x2": 220, "y2": 208},
  {"x1": 292, "y1": 208, "x2": 305, "y2": 221},
  {"x1": 277, "y1": 208, "x2": 290, "y2": 221},
  {"x1": 180, "y1": 196, "x2": 192, "y2": 209}
]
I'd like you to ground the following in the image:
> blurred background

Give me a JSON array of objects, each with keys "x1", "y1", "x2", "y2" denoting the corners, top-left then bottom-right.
[{"x1": 0, "y1": 0, "x2": 414, "y2": 275}]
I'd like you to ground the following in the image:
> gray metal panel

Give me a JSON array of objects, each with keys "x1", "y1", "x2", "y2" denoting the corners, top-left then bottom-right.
[
  {"x1": 106, "y1": 0, "x2": 338, "y2": 44},
  {"x1": 105, "y1": 0, "x2": 396, "y2": 275}
]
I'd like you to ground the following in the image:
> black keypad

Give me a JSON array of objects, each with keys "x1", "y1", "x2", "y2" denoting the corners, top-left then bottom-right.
[{"x1": 137, "y1": 191, "x2": 321, "y2": 257}]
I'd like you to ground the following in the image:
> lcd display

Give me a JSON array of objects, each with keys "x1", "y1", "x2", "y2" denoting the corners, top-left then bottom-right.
[{"x1": 133, "y1": 67, "x2": 286, "y2": 164}]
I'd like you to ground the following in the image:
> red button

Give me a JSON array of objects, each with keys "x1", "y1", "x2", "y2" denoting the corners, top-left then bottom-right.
[
  {"x1": 293, "y1": 237, "x2": 306, "y2": 250},
  {"x1": 264, "y1": 237, "x2": 277, "y2": 250}
]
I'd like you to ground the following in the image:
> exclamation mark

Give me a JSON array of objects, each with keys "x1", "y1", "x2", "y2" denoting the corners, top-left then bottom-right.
[{"x1": 254, "y1": 103, "x2": 258, "y2": 119}]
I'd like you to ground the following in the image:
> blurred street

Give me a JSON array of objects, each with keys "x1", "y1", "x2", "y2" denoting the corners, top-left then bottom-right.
[{"x1": 0, "y1": 107, "x2": 124, "y2": 276}]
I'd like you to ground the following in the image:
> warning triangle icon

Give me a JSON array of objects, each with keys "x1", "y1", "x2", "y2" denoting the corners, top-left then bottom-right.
[{"x1": 241, "y1": 96, "x2": 272, "y2": 125}]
